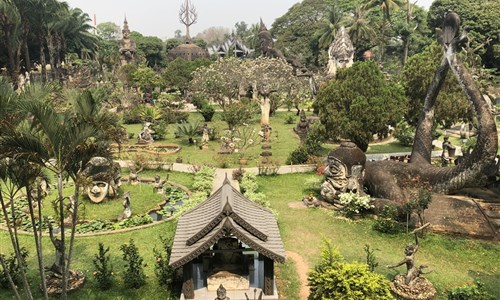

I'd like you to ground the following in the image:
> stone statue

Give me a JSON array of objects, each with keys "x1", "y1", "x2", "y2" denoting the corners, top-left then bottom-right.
[
  {"x1": 153, "y1": 174, "x2": 166, "y2": 194},
  {"x1": 119, "y1": 17, "x2": 136, "y2": 65},
  {"x1": 441, "y1": 136, "x2": 456, "y2": 167},
  {"x1": 82, "y1": 157, "x2": 121, "y2": 202},
  {"x1": 128, "y1": 164, "x2": 142, "y2": 185},
  {"x1": 293, "y1": 110, "x2": 310, "y2": 144},
  {"x1": 122, "y1": 191, "x2": 132, "y2": 219},
  {"x1": 201, "y1": 123, "x2": 210, "y2": 149},
  {"x1": 137, "y1": 122, "x2": 154, "y2": 144},
  {"x1": 320, "y1": 141, "x2": 366, "y2": 204},
  {"x1": 387, "y1": 224, "x2": 435, "y2": 299},
  {"x1": 327, "y1": 26, "x2": 355, "y2": 78},
  {"x1": 215, "y1": 284, "x2": 230, "y2": 300}
]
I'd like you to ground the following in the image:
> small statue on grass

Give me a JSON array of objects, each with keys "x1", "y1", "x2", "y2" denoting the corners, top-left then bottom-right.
[
  {"x1": 387, "y1": 223, "x2": 436, "y2": 300},
  {"x1": 122, "y1": 191, "x2": 132, "y2": 219},
  {"x1": 153, "y1": 174, "x2": 166, "y2": 194}
]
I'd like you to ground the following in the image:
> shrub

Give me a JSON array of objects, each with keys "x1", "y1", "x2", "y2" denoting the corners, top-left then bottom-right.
[
  {"x1": 221, "y1": 102, "x2": 255, "y2": 130},
  {"x1": 122, "y1": 105, "x2": 144, "y2": 124},
  {"x1": 192, "y1": 166, "x2": 215, "y2": 196},
  {"x1": 284, "y1": 114, "x2": 296, "y2": 124},
  {"x1": 308, "y1": 240, "x2": 394, "y2": 300},
  {"x1": 199, "y1": 104, "x2": 215, "y2": 122},
  {"x1": 447, "y1": 281, "x2": 495, "y2": 300},
  {"x1": 161, "y1": 108, "x2": 189, "y2": 124},
  {"x1": 394, "y1": 120, "x2": 415, "y2": 146},
  {"x1": 304, "y1": 122, "x2": 326, "y2": 155},
  {"x1": 232, "y1": 167, "x2": 246, "y2": 182},
  {"x1": 92, "y1": 243, "x2": 114, "y2": 290},
  {"x1": 120, "y1": 239, "x2": 146, "y2": 289},
  {"x1": 0, "y1": 247, "x2": 28, "y2": 289},
  {"x1": 153, "y1": 236, "x2": 174, "y2": 288},
  {"x1": 151, "y1": 120, "x2": 168, "y2": 140},
  {"x1": 339, "y1": 192, "x2": 373, "y2": 217},
  {"x1": 286, "y1": 147, "x2": 309, "y2": 165},
  {"x1": 372, "y1": 205, "x2": 403, "y2": 234},
  {"x1": 240, "y1": 173, "x2": 259, "y2": 194}
]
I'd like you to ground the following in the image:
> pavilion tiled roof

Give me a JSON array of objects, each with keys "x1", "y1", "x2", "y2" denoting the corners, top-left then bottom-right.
[{"x1": 169, "y1": 177, "x2": 285, "y2": 269}]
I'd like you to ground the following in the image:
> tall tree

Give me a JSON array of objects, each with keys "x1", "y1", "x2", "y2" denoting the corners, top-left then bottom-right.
[
  {"x1": 314, "y1": 60, "x2": 407, "y2": 151},
  {"x1": 0, "y1": 0, "x2": 21, "y2": 84}
]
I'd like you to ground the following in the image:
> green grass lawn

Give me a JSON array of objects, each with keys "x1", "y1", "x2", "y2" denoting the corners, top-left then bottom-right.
[{"x1": 119, "y1": 111, "x2": 418, "y2": 167}]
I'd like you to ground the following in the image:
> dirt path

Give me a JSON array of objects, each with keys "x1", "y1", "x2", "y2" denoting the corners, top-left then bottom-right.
[{"x1": 286, "y1": 251, "x2": 310, "y2": 299}]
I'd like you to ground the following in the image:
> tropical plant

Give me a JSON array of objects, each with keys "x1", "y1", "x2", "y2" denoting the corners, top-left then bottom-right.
[
  {"x1": 120, "y1": 239, "x2": 146, "y2": 289},
  {"x1": 92, "y1": 243, "x2": 114, "y2": 290},
  {"x1": 153, "y1": 236, "x2": 174, "y2": 288},
  {"x1": 176, "y1": 120, "x2": 202, "y2": 144}
]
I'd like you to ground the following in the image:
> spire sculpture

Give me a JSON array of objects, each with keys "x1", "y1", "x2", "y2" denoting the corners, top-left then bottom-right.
[
  {"x1": 119, "y1": 16, "x2": 136, "y2": 65},
  {"x1": 327, "y1": 26, "x2": 355, "y2": 78},
  {"x1": 179, "y1": 0, "x2": 197, "y2": 43}
]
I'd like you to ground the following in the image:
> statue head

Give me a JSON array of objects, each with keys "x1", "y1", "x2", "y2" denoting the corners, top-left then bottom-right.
[
  {"x1": 404, "y1": 243, "x2": 416, "y2": 255},
  {"x1": 216, "y1": 284, "x2": 227, "y2": 298}
]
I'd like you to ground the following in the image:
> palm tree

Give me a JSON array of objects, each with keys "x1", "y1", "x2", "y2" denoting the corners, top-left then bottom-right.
[
  {"x1": 344, "y1": 6, "x2": 378, "y2": 50},
  {"x1": 362, "y1": 0, "x2": 403, "y2": 60},
  {"x1": 318, "y1": 3, "x2": 346, "y2": 49},
  {"x1": 0, "y1": 84, "x2": 112, "y2": 299},
  {"x1": 0, "y1": 0, "x2": 21, "y2": 84}
]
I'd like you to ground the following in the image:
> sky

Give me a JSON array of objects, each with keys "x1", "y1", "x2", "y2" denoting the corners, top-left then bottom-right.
[{"x1": 65, "y1": 0, "x2": 435, "y2": 40}]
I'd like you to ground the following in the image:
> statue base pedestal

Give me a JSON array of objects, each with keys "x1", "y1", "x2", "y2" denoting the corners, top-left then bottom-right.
[
  {"x1": 44, "y1": 270, "x2": 86, "y2": 297},
  {"x1": 390, "y1": 275, "x2": 436, "y2": 300}
]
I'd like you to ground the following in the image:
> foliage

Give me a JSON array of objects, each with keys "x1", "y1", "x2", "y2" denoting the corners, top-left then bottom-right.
[
  {"x1": 364, "y1": 244, "x2": 379, "y2": 272},
  {"x1": 286, "y1": 147, "x2": 310, "y2": 165},
  {"x1": 129, "y1": 32, "x2": 166, "y2": 68},
  {"x1": 198, "y1": 103, "x2": 215, "y2": 122},
  {"x1": 240, "y1": 172, "x2": 271, "y2": 210},
  {"x1": 447, "y1": 281, "x2": 495, "y2": 300},
  {"x1": 233, "y1": 124, "x2": 257, "y2": 158},
  {"x1": 394, "y1": 119, "x2": 415, "y2": 146},
  {"x1": 153, "y1": 236, "x2": 174, "y2": 288},
  {"x1": 401, "y1": 43, "x2": 472, "y2": 127},
  {"x1": 315, "y1": 60, "x2": 407, "y2": 151},
  {"x1": 120, "y1": 239, "x2": 147, "y2": 289},
  {"x1": 339, "y1": 192, "x2": 374, "y2": 216},
  {"x1": 232, "y1": 167, "x2": 246, "y2": 182},
  {"x1": 131, "y1": 66, "x2": 163, "y2": 91},
  {"x1": 115, "y1": 215, "x2": 153, "y2": 230},
  {"x1": 372, "y1": 205, "x2": 403, "y2": 234},
  {"x1": 402, "y1": 176, "x2": 433, "y2": 231},
  {"x1": 92, "y1": 243, "x2": 114, "y2": 290},
  {"x1": 284, "y1": 114, "x2": 296, "y2": 124},
  {"x1": 191, "y1": 166, "x2": 215, "y2": 197},
  {"x1": 151, "y1": 120, "x2": 168, "y2": 140},
  {"x1": 303, "y1": 122, "x2": 327, "y2": 155},
  {"x1": 139, "y1": 105, "x2": 162, "y2": 122},
  {"x1": 161, "y1": 58, "x2": 212, "y2": 96},
  {"x1": 0, "y1": 247, "x2": 28, "y2": 289},
  {"x1": 76, "y1": 220, "x2": 114, "y2": 234},
  {"x1": 160, "y1": 108, "x2": 189, "y2": 124},
  {"x1": 221, "y1": 102, "x2": 256, "y2": 130},
  {"x1": 176, "y1": 120, "x2": 202, "y2": 144},
  {"x1": 308, "y1": 239, "x2": 394, "y2": 300}
]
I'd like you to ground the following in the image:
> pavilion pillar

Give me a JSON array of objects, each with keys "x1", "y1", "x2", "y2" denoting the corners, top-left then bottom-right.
[
  {"x1": 182, "y1": 262, "x2": 195, "y2": 299},
  {"x1": 263, "y1": 256, "x2": 274, "y2": 295}
]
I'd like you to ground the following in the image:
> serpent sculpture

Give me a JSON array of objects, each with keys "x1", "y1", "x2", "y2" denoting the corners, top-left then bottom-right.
[{"x1": 364, "y1": 13, "x2": 498, "y2": 201}]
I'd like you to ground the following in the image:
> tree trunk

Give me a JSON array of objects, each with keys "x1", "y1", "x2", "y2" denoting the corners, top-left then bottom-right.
[
  {"x1": 25, "y1": 185, "x2": 49, "y2": 299},
  {"x1": 0, "y1": 192, "x2": 33, "y2": 300},
  {"x1": 57, "y1": 173, "x2": 68, "y2": 299}
]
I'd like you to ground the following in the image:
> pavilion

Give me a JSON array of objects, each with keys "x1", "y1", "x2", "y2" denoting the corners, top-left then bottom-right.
[{"x1": 170, "y1": 177, "x2": 285, "y2": 300}]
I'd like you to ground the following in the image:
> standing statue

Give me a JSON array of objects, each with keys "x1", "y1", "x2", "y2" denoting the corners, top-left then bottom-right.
[
  {"x1": 201, "y1": 123, "x2": 210, "y2": 149},
  {"x1": 387, "y1": 224, "x2": 436, "y2": 299},
  {"x1": 119, "y1": 17, "x2": 136, "y2": 65},
  {"x1": 122, "y1": 191, "x2": 132, "y2": 219},
  {"x1": 153, "y1": 174, "x2": 166, "y2": 194},
  {"x1": 441, "y1": 136, "x2": 456, "y2": 167},
  {"x1": 293, "y1": 110, "x2": 310, "y2": 144}
]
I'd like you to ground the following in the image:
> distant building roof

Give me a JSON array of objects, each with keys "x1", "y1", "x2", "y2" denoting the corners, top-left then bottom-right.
[
  {"x1": 208, "y1": 35, "x2": 253, "y2": 57},
  {"x1": 168, "y1": 42, "x2": 209, "y2": 61},
  {"x1": 169, "y1": 177, "x2": 285, "y2": 269}
]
